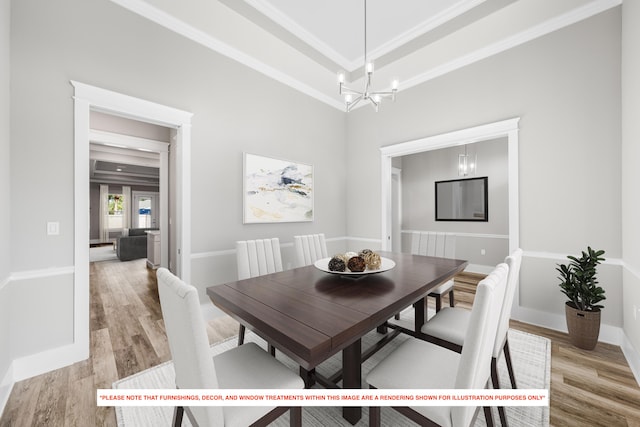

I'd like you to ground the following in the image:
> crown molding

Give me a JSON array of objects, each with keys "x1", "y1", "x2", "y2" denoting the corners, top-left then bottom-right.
[
  {"x1": 365, "y1": 0, "x2": 485, "y2": 67},
  {"x1": 110, "y1": 0, "x2": 620, "y2": 112},
  {"x1": 109, "y1": 0, "x2": 344, "y2": 111},
  {"x1": 386, "y1": 0, "x2": 623, "y2": 93},
  {"x1": 245, "y1": 0, "x2": 354, "y2": 70}
]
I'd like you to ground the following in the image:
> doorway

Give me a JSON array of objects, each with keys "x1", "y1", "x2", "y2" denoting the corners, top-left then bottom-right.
[
  {"x1": 381, "y1": 118, "x2": 520, "y2": 255},
  {"x1": 133, "y1": 191, "x2": 159, "y2": 229},
  {"x1": 72, "y1": 81, "x2": 193, "y2": 362}
]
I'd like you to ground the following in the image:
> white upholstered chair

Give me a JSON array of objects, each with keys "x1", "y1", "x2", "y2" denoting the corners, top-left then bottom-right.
[
  {"x1": 293, "y1": 233, "x2": 328, "y2": 267},
  {"x1": 411, "y1": 231, "x2": 457, "y2": 312},
  {"x1": 420, "y1": 248, "x2": 523, "y2": 427},
  {"x1": 235, "y1": 238, "x2": 283, "y2": 346},
  {"x1": 156, "y1": 268, "x2": 304, "y2": 427},
  {"x1": 367, "y1": 263, "x2": 509, "y2": 427}
]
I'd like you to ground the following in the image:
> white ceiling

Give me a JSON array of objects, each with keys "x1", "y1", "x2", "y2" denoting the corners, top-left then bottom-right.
[
  {"x1": 239, "y1": 0, "x2": 486, "y2": 71},
  {"x1": 113, "y1": 0, "x2": 620, "y2": 110}
]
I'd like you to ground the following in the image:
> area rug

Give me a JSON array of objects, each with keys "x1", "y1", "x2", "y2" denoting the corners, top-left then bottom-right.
[
  {"x1": 89, "y1": 244, "x2": 117, "y2": 262},
  {"x1": 114, "y1": 321, "x2": 550, "y2": 427}
]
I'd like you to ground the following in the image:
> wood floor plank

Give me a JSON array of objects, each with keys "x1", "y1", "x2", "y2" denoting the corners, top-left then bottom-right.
[
  {"x1": 64, "y1": 375, "x2": 96, "y2": 427},
  {"x1": 137, "y1": 314, "x2": 171, "y2": 361},
  {"x1": 91, "y1": 328, "x2": 119, "y2": 390},
  {"x1": 0, "y1": 373, "x2": 44, "y2": 427},
  {"x1": 31, "y1": 369, "x2": 69, "y2": 427}
]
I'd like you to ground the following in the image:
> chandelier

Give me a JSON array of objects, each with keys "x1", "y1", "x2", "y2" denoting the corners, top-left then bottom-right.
[
  {"x1": 458, "y1": 145, "x2": 477, "y2": 176},
  {"x1": 337, "y1": 0, "x2": 398, "y2": 112}
]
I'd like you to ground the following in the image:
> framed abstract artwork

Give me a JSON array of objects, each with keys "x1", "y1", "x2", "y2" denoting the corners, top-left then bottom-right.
[{"x1": 243, "y1": 153, "x2": 314, "y2": 223}]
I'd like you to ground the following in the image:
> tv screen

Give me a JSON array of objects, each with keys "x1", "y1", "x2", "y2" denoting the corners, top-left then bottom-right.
[{"x1": 435, "y1": 177, "x2": 488, "y2": 221}]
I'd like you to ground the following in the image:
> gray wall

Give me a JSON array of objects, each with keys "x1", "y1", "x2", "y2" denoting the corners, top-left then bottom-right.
[
  {"x1": 622, "y1": 1, "x2": 640, "y2": 355},
  {"x1": 346, "y1": 9, "x2": 623, "y2": 328},
  {"x1": 0, "y1": 0, "x2": 11, "y2": 396},
  {"x1": 399, "y1": 138, "x2": 509, "y2": 268},
  {"x1": 8, "y1": 0, "x2": 345, "y2": 360}
]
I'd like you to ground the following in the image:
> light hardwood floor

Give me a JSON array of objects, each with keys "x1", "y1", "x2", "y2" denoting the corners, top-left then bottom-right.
[{"x1": 1, "y1": 261, "x2": 639, "y2": 426}]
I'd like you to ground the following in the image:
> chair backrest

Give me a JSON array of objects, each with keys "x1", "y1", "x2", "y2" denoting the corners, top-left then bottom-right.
[
  {"x1": 156, "y1": 268, "x2": 224, "y2": 426},
  {"x1": 493, "y1": 248, "x2": 523, "y2": 358},
  {"x1": 293, "y1": 233, "x2": 328, "y2": 267},
  {"x1": 452, "y1": 263, "x2": 509, "y2": 427},
  {"x1": 236, "y1": 238, "x2": 283, "y2": 280},
  {"x1": 411, "y1": 231, "x2": 456, "y2": 258}
]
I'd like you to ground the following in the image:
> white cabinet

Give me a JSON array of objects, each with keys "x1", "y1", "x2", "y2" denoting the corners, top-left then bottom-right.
[{"x1": 146, "y1": 230, "x2": 161, "y2": 269}]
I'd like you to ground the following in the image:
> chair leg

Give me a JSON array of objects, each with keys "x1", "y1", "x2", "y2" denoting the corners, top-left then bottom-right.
[
  {"x1": 238, "y1": 325, "x2": 246, "y2": 346},
  {"x1": 435, "y1": 295, "x2": 442, "y2": 312},
  {"x1": 504, "y1": 339, "x2": 517, "y2": 389},
  {"x1": 289, "y1": 406, "x2": 302, "y2": 427},
  {"x1": 269, "y1": 343, "x2": 276, "y2": 357},
  {"x1": 491, "y1": 359, "x2": 509, "y2": 427},
  {"x1": 172, "y1": 406, "x2": 184, "y2": 427},
  {"x1": 394, "y1": 313, "x2": 400, "y2": 320},
  {"x1": 448, "y1": 289, "x2": 455, "y2": 307},
  {"x1": 491, "y1": 356, "x2": 500, "y2": 389},
  {"x1": 369, "y1": 406, "x2": 381, "y2": 427},
  {"x1": 498, "y1": 406, "x2": 509, "y2": 427},
  {"x1": 483, "y1": 406, "x2": 494, "y2": 427}
]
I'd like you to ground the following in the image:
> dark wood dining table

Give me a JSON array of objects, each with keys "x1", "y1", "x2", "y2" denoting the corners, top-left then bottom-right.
[{"x1": 206, "y1": 251, "x2": 467, "y2": 425}]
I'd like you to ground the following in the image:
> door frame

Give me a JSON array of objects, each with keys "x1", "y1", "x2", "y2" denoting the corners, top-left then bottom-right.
[
  {"x1": 380, "y1": 117, "x2": 520, "y2": 254},
  {"x1": 72, "y1": 81, "x2": 192, "y2": 360}
]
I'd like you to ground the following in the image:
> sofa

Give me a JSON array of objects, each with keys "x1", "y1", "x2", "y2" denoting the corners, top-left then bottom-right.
[{"x1": 116, "y1": 228, "x2": 158, "y2": 261}]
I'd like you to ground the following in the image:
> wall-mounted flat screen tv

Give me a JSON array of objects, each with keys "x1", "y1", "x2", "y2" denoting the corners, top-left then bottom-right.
[{"x1": 435, "y1": 177, "x2": 488, "y2": 221}]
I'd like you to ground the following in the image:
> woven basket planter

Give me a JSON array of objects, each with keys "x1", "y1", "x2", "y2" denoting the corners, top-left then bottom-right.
[{"x1": 565, "y1": 302, "x2": 601, "y2": 350}]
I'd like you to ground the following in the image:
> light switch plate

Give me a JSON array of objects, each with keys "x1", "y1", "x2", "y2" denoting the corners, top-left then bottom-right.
[{"x1": 47, "y1": 222, "x2": 60, "y2": 236}]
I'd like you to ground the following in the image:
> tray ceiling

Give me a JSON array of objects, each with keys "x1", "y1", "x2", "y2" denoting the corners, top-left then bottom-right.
[{"x1": 111, "y1": 0, "x2": 621, "y2": 110}]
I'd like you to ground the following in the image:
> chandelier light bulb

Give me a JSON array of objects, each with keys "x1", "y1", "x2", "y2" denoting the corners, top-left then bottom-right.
[
  {"x1": 335, "y1": 0, "x2": 398, "y2": 112},
  {"x1": 366, "y1": 61, "x2": 374, "y2": 74}
]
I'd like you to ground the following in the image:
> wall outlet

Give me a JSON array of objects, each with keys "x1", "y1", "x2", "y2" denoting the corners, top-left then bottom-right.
[
  {"x1": 635, "y1": 304, "x2": 639, "y2": 321},
  {"x1": 480, "y1": 249, "x2": 486, "y2": 255}
]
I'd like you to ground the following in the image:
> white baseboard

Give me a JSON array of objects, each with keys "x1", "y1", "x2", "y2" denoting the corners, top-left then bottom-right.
[
  {"x1": 0, "y1": 363, "x2": 14, "y2": 419},
  {"x1": 11, "y1": 342, "x2": 88, "y2": 383},
  {"x1": 621, "y1": 332, "x2": 640, "y2": 387},
  {"x1": 511, "y1": 304, "x2": 622, "y2": 346},
  {"x1": 464, "y1": 264, "x2": 495, "y2": 275}
]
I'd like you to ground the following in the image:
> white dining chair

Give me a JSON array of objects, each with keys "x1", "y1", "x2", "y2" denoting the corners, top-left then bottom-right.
[
  {"x1": 367, "y1": 262, "x2": 509, "y2": 427},
  {"x1": 293, "y1": 233, "x2": 328, "y2": 267},
  {"x1": 411, "y1": 231, "x2": 457, "y2": 312},
  {"x1": 156, "y1": 268, "x2": 304, "y2": 427},
  {"x1": 393, "y1": 231, "x2": 456, "y2": 322},
  {"x1": 420, "y1": 248, "x2": 523, "y2": 427},
  {"x1": 236, "y1": 238, "x2": 283, "y2": 347}
]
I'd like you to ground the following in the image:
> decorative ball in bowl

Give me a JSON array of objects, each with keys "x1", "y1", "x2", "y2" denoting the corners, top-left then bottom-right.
[{"x1": 314, "y1": 249, "x2": 395, "y2": 276}]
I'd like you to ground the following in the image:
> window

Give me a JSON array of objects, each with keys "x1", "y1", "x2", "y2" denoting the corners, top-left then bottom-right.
[{"x1": 108, "y1": 194, "x2": 124, "y2": 230}]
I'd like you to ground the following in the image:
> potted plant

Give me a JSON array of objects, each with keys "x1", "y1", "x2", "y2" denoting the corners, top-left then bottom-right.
[{"x1": 557, "y1": 246, "x2": 606, "y2": 350}]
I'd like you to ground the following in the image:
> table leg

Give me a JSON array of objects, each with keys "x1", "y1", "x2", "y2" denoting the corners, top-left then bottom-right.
[
  {"x1": 299, "y1": 367, "x2": 316, "y2": 388},
  {"x1": 342, "y1": 338, "x2": 362, "y2": 425},
  {"x1": 414, "y1": 297, "x2": 427, "y2": 332}
]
